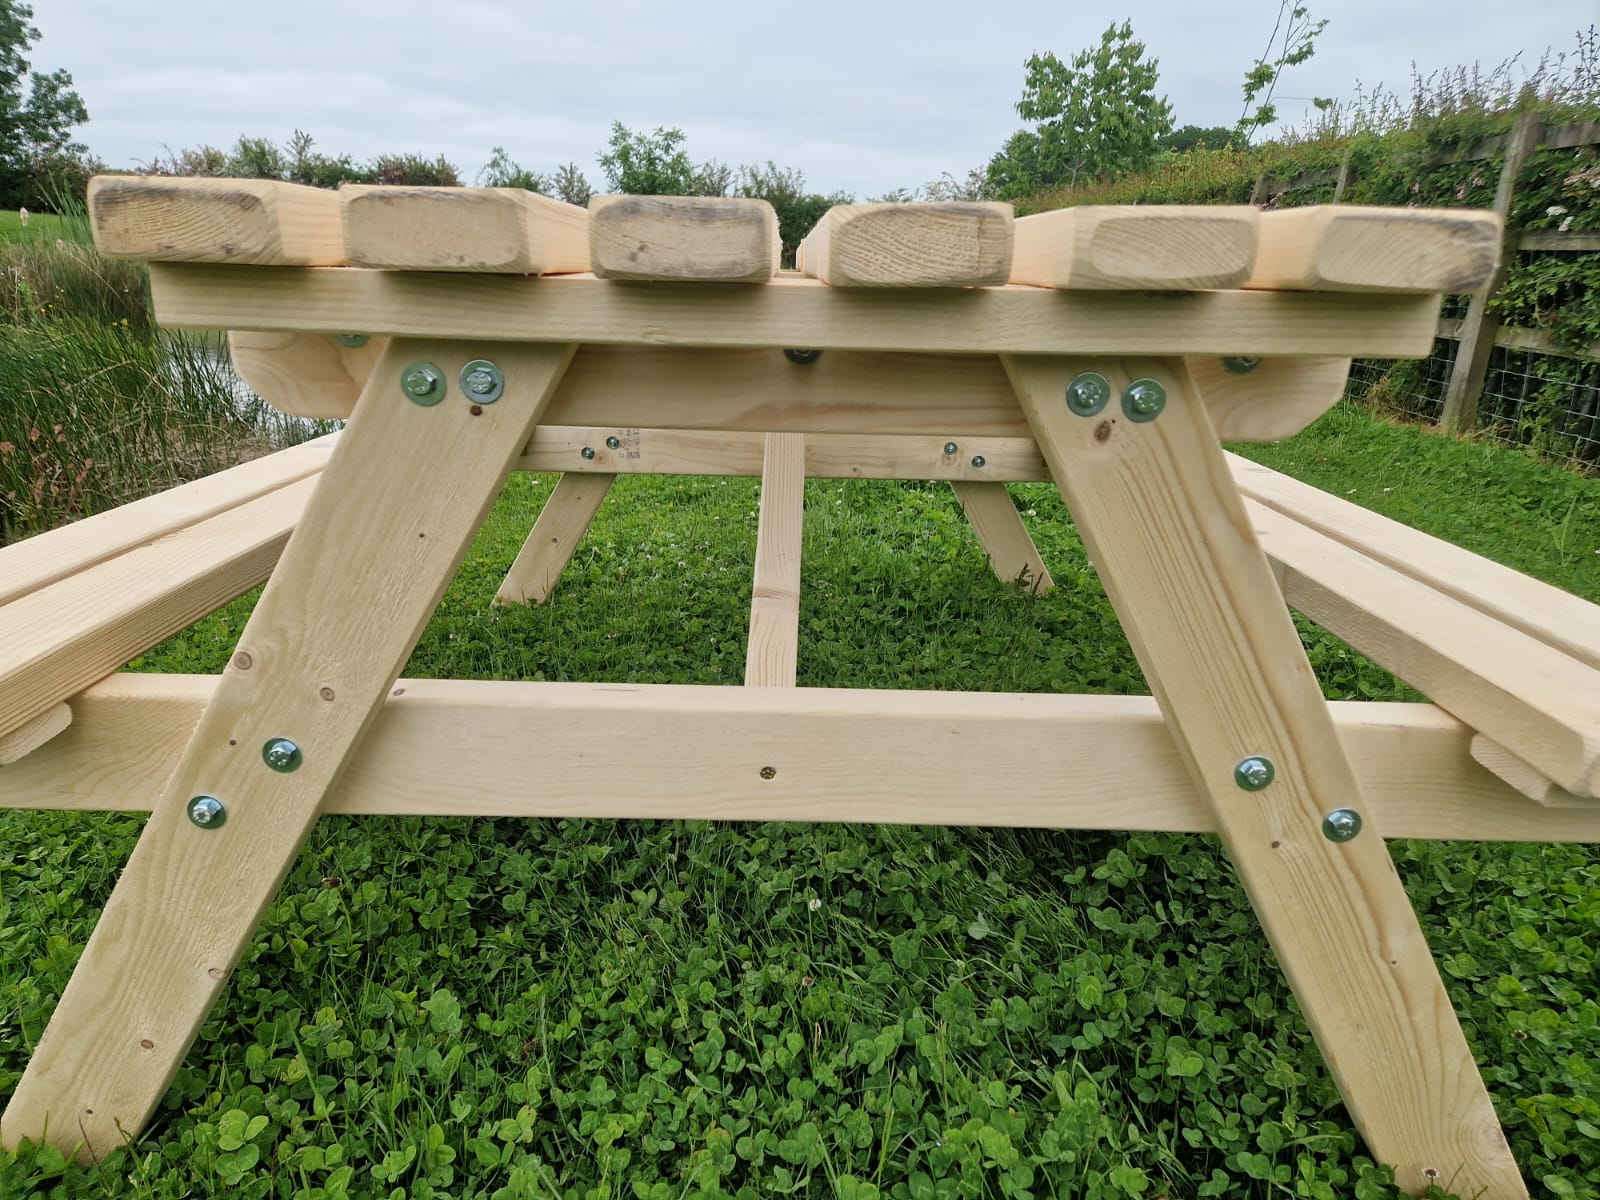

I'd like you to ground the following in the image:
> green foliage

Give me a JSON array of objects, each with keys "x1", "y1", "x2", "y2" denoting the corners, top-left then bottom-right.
[
  {"x1": 0, "y1": 0, "x2": 94, "y2": 209},
  {"x1": 1160, "y1": 125, "x2": 1237, "y2": 153},
  {"x1": 477, "y1": 146, "x2": 545, "y2": 193},
  {"x1": 736, "y1": 161, "x2": 853, "y2": 267},
  {"x1": 1235, "y1": 2, "x2": 1329, "y2": 143},
  {"x1": 987, "y1": 21, "x2": 1174, "y2": 199},
  {"x1": 598, "y1": 122, "x2": 699, "y2": 195},
  {"x1": 551, "y1": 162, "x2": 594, "y2": 208}
]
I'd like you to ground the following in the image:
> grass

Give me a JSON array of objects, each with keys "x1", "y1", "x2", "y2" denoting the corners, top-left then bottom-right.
[
  {"x1": 0, "y1": 210, "x2": 67, "y2": 244},
  {"x1": 1, "y1": 400, "x2": 1596, "y2": 1199}
]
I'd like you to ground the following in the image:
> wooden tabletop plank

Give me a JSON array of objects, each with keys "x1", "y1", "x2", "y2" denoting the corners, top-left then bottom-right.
[
  {"x1": 1010, "y1": 205, "x2": 1259, "y2": 290},
  {"x1": 89, "y1": 176, "x2": 344, "y2": 265},
  {"x1": 1246, "y1": 206, "x2": 1501, "y2": 293},
  {"x1": 589, "y1": 195, "x2": 779, "y2": 282},
  {"x1": 340, "y1": 185, "x2": 589, "y2": 274},
  {"x1": 798, "y1": 201, "x2": 1013, "y2": 287},
  {"x1": 149, "y1": 264, "x2": 1445, "y2": 357}
]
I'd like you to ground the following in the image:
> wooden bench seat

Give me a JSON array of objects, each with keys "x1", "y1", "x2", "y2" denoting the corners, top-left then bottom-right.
[{"x1": 0, "y1": 436, "x2": 335, "y2": 761}]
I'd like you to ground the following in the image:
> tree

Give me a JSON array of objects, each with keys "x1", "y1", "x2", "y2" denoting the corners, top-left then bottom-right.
[
  {"x1": 0, "y1": 0, "x2": 90, "y2": 207},
  {"x1": 1160, "y1": 124, "x2": 1237, "y2": 153},
  {"x1": 986, "y1": 21, "x2": 1173, "y2": 199},
  {"x1": 552, "y1": 162, "x2": 593, "y2": 207},
  {"x1": 1235, "y1": 3, "x2": 1329, "y2": 144},
  {"x1": 598, "y1": 123, "x2": 698, "y2": 195},
  {"x1": 736, "y1": 161, "x2": 852, "y2": 267},
  {"x1": 478, "y1": 145, "x2": 545, "y2": 192}
]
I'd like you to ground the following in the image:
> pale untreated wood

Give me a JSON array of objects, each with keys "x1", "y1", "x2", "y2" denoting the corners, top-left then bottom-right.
[
  {"x1": 949, "y1": 482, "x2": 1053, "y2": 592},
  {"x1": 1247, "y1": 206, "x2": 1501, "y2": 293},
  {"x1": 0, "y1": 476, "x2": 317, "y2": 741},
  {"x1": 0, "y1": 701, "x2": 70, "y2": 766},
  {"x1": 149, "y1": 263, "x2": 1445, "y2": 358},
  {"x1": 229, "y1": 332, "x2": 387, "y2": 419},
  {"x1": 88, "y1": 176, "x2": 344, "y2": 265},
  {"x1": 1468, "y1": 735, "x2": 1589, "y2": 808},
  {"x1": 0, "y1": 338, "x2": 576, "y2": 1160},
  {"x1": 494, "y1": 472, "x2": 616, "y2": 606},
  {"x1": 1191, "y1": 356, "x2": 1349, "y2": 442},
  {"x1": 798, "y1": 202, "x2": 1013, "y2": 287},
  {"x1": 589, "y1": 195, "x2": 779, "y2": 282},
  {"x1": 0, "y1": 437, "x2": 332, "y2": 607},
  {"x1": 9, "y1": 674, "x2": 1596, "y2": 842},
  {"x1": 1249, "y1": 500, "x2": 1600, "y2": 797},
  {"x1": 1010, "y1": 205, "x2": 1259, "y2": 290},
  {"x1": 745, "y1": 434, "x2": 805, "y2": 685},
  {"x1": 1231, "y1": 453, "x2": 1600, "y2": 672},
  {"x1": 1008, "y1": 355, "x2": 1525, "y2": 1197},
  {"x1": 340, "y1": 185, "x2": 589, "y2": 274}
]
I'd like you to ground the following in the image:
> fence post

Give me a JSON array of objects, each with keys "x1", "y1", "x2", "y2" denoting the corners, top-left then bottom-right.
[{"x1": 1438, "y1": 110, "x2": 1543, "y2": 435}]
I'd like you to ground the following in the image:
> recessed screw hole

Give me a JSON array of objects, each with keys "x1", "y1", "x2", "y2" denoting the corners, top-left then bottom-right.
[
  {"x1": 469, "y1": 404, "x2": 483, "y2": 416},
  {"x1": 140, "y1": 1039, "x2": 154, "y2": 1049},
  {"x1": 759, "y1": 766, "x2": 777, "y2": 780},
  {"x1": 319, "y1": 687, "x2": 336, "y2": 701}
]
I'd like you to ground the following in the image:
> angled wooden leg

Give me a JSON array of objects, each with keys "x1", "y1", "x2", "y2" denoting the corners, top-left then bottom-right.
[
  {"x1": 745, "y1": 434, "x2": 805, "y2": 686},
  {"x1": 949, "y1": 480, "x2": 1053, "y2": 594},
  {"x1": 1005, "y1": 356, "x2": 1526, "y2": 1199},
  {"x1": 2, "y1": 339, "x2": 576, "y2": 1159},
  {"x1": 494, "y1": 472, "x2": 615, "y2": 606}
]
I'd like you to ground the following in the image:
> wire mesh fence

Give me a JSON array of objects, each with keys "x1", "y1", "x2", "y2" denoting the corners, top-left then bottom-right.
[{"x1": 1346, "y1": 340, "x2": 1600, "y2": 470}]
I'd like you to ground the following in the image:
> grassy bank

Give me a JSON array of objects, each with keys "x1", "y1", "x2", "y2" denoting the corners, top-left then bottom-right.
[{"x1": 1, "y1": 401, "x2": 1595, "y2": 1200}]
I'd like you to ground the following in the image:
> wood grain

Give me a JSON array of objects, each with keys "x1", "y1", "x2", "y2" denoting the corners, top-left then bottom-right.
[
  {"x1": 589, "y1": 195, "x2": 779, "y2": 282},
  {"x1": 1247, "y1": 206, "x2": 1501, "y2": 293},
  {"x1": 229, "y1": 331, "x2": 387, "y2": 419},
  {"x1": 949, "y1": 482, "x2": 1053, "y2": 592},
  {"x1": 1010, "y1": 205, "x2": 1259, "y2": 290},
  {"x1": 88, "y1": 176, "x2": 344, "y2": 265},
  {"x1": 494, "y1": 472, "x2": 615, "y2": 606},
  {"x1": 8, "y1": 674, "x2": 1595, "y2": 842},
  {"x1": 1007, "y1": 353, "x2": 1526, "y2": 1197},
  {"x1": 0, "y1": 701, "x2": 70, "y2": 766},
  {"x1": 745, "y1": 434, "x2": 805, "y2": 685},
  {"x1": 798, "y1": 202, "x2": 1013, "y2": 287},
  {"x1": 0, "y1": 338, "x2": 575, "y2": 1159},
  {"x1": 340, "y1": 185, "x2": 589, "y2": 274}
]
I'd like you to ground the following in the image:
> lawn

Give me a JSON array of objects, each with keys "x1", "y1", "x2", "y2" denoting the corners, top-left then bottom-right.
[
  {"x1": 1, "y1": 403, "x2": 1597, "y2": 1199},
  {"x1": 0, "y1": 210, "x2": 67, "y2": 244}
]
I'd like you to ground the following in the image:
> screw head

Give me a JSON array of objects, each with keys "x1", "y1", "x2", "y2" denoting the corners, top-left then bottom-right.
[
  {"x1": 970, "y1": 455, "x2": 986, "y2": 468},
  {"x1": 459, "y1": 358, "x2": 504, "y2": 403},
  {"x1": 187, "y1": 795, "x2": 226, "y2": 828},
  {"x1": 262, "y1": 737, "x2": 303, "y2": 773},
  {"x1": 1065, "y1": 371, "x2": 1112, "y2": 416},
  {"x1": 783, "y1": 348, "x2": 822, "y2": 365},
  {"x1": 1221, "y1": 356, "x2": 1262, "y2": 375},
  {"x1": 944, "y1": 442, "x2": 959, "y2": 456},
  {"x1": 401, "y1": 362, "x2": 444, "y2": 405},
  {"x1": 1322, "y1": 808, "x2": 1363, "y2": 843},
  {"x1": 1122, "y1": 379, "x2": 1167, "y2": 422},
  {"x1": 581, "y1": 446, "x2": 596, "y2": 460},
  {"x1": 1234, "y1": 756, "x2": 1275, "y2": 791},
  {"x1": 333, "y1": 333, "x2": 369, "y2": 348},
  {"x1": 606, "y1": 436, "x2": 621, "y2": 450}
]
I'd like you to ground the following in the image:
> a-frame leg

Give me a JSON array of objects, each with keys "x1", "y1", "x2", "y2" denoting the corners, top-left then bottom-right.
[
  {"x1": 494, "y1": 471, "x2": 616, "y2": 606},
  {"x1": 949, "y1": 480, "x2": 1053, "y2": 594},
  {"x1": 2, "y1": 338, "x2": 576, "y2": 1159},
  {"x1": 1005, "y1": 356, "x2": 1526, "y2": 1199},
  {"x1": 745, "y1": 433, "x2": 805, "y2": 686}
]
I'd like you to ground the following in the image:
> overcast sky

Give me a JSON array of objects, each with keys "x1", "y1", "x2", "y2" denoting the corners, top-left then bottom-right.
[{"x1": 29, "y1": 1, "x2": 1597, "y2": 198}]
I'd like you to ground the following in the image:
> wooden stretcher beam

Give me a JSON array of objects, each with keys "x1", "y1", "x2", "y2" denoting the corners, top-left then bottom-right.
[
  {"x1": 493, "y1": 472, "x2": 615, "y2": 606},
  {"x1": 1009, "y1": 205, "x2": 1259, "y2": 290},
  {"x1": 150, "y1": 264, "x2": 1445, "y2": 358},
  {"x1": 745, "y1": 434, "x2": 806, "y2": 685},
  {"x1": 5, "y1": 674, "x2": 1595, "y2": 843},
  {"x1": 1246, "y1": 206, "x2": 1501, "y2": 293},
  {"x1": 88, "y1": 176, "x2": 344, "y2": 266},
  {"x1": 589, "y1": 195, "x2": 780, "y2": 282},
  {"x1": 340, "y1": 185, "x2": 589, "y2": 275},
  {"x1": 949, "y1": 481, "x2": 1052, "y2": 592},
  {"x1": 797, "y1": 201, "x2": 1014, "y2": 287}
]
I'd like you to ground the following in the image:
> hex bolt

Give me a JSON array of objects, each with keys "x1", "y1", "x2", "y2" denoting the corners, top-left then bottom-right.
[
  {"x1": 459, "y1": 358, "x2": 504, "y2": 403},
  {"x1": 783, "y1": 349, "x2": 823, "y2": 365},
  {"x1": 970, "y1": 455, "x2": 986, "y2": 469},
  {"x1": 606, "y1": 436, "x2": 622, "y2": 450},
  {"x1": 581, "y1": 446, "x2": 597, "y2": 460},
  {"x1": 944, "y1": 442, "x2": 959, "y2": 456},
  {"x1": 1065, "y1": 371, "x2": 1112, "y2": 416},
  {"x1": 1234, "y1": 755, "x2": 1275, "y2": 791},
  {"x1": 262, "y1": 737, "x2": 303, "y2": 773},
  {"x1": 1221, "y1": 356, "x2": 1262, "y2": 375},
  {"x1": 1322, "y1": 808, "x2": 1363, "y2": 843},
  {"x1": 1122, "y1": 378, "x2": 1167, "y2": 422},
  {"x1": 333, "y1": 333, "x2": 369, "y2": 348},
  {"x1": 187, "y1": 795, "x2": 226, "y2": 829},
  {"x1": 401, "y1": 362, "x2": 445, "y2": 405}
]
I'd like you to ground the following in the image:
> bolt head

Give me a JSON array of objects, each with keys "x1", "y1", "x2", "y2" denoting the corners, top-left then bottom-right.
[
  {"x1": 1221, "y1": 356, "x2": 1262, "y2": 375},
  {"x1": 464, "y1": 369, "x2": 495, "y2": 394},
  {"x1": 333, "y1": 333, "x2": 369, "y2": 348},
  {"x1": 187, "y1": 795, "x2": 225, "y2": 828},
  {"x1": 1322, "y1": 808, "x2": 1363, "y2": 842},
  {"x1": 581, "y1": 446, "x2": 596, "y2": 460},
  {"x1": 944, "y1": 442, "x2": 959, "y2": 456},
  {"x1": 1065, "y1": 372, "x2": 1112, "y2": 416},
  {"x1": 262, "y1": 737, "x2": 303, "y2": 773},
  {"x1": 783, "y1": 348, "x2": 822, "y2": 365},
  {"x1": 401, "y1": 362, "x2": 444, "y2": 404},
  {"x1": 458, "y1": 359, "x2": 504, "y2": 403},
  {"x1": 1122, "y1": 379, "x2": 1167, "y2": 422},
  {"x1": 970, "y1": 455, "x2": 986, "y2": 468},
  {"x1": 606, "y1": 436, "x2": 622, "y2": 450},
  {"x1": 1234, "y1": 756, "x2": 1275, "y2": 791}
]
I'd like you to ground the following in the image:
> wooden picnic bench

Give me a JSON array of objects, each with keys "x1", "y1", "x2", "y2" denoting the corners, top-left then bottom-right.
[{"x1": 1, "y1": 176, "x2": 1596, "y2": 1197}]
